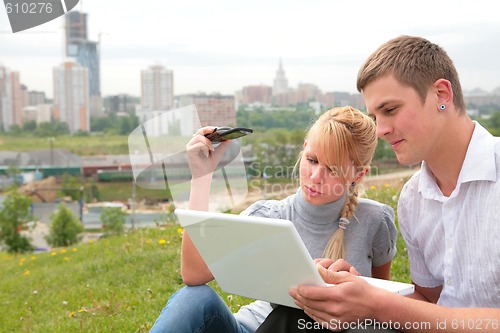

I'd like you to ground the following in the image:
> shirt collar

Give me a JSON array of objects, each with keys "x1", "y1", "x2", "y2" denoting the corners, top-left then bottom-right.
[{"x1": 419, "y1": 121, "x2": 497, "y2": 200}]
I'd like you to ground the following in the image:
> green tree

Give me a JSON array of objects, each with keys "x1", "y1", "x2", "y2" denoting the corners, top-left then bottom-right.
[
  {"x1": 0, "y1": 190, "x2": 33, "y2": 253},
  {"x1": 45, "y1": 204, "x2": 84, "y2": 247},
  {"x1": 59, "y1": 175, "x2": 83, "y2": 201},
  {"x1": 101, "y1": 207, "x2": 127, "y2": 236},
  {"x1": 22, "y1": 120, "x2": 37, "y2": 132}
]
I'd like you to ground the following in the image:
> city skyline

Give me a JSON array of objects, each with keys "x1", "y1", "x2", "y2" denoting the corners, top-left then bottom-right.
[{"x1": 1, "y1": 0, "x2": 500, "y2": 99}]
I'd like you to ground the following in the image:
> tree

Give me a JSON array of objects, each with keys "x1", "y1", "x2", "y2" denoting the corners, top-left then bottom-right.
[
  {"x1": 0, "y1": 190, "x2": 33, "y2": 253},
  {"x1": 59, "y1": 174, "x2": 83, "y2": 201},
  {"x1": 100, "y1": 207, "x2": 126, "y2": 236},
  {"x1": 45, "y1": 204, "x2": 84, "y2": 247}
]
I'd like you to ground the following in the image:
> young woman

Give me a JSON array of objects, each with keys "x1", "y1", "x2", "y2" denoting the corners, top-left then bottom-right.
[{"x1": 150, "y1": 106, "x2": 397, "y2": 333}]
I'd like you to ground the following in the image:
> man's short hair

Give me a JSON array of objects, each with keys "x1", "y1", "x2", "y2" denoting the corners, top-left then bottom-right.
[{"x1": 356, "y1": 35, "x2": 466, "y2": 114}]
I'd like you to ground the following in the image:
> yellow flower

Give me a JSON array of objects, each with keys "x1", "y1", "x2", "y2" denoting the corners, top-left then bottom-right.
[
  {"x1": 370, "y1": 185, "x2": 376, "y2": 190},
  {"x1": 69, "y1": 311, "x2": 75, "y2": 318},
  {"x1": 23, "y1": 270, "x2": 30, "y2": 276},
  {"x1": 51, "y1": 252, "x2": 57, "y2": 256},
  {"x1": 158, "y1": 239, "x2": 166, "y2": 245},
  {"x1": 20, "y1": 257, "x2": 26, "y2": 262},
  {"x1": 31, "y1": 256, "x2": 36, "y2": 260},
  {"x1": 177, "y1": 227, "x2": 183, "y2": 234},
  {"x1": 72, "y1": 248, "x2": 78, "y2": 252},
  {"x1": 64, "y1": 257, "x2": 70, "y2": 261},
  {"x1": 384, "y1": 183, "x2": 390, "y2": 187},
  {"x1": 78, "y1": 309, "x2": 85, "y2": 313},
  {"x1": 88, "y1": 240, "x2": 94, "y2": 244},
  {"x1": 60, "y1": 248, "x2": 67, "y2": 253}
]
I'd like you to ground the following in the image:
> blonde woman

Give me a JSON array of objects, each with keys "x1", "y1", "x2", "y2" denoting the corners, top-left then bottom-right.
[{"x1": 150, "y1": 106, "x2": 397, "y2": 333}]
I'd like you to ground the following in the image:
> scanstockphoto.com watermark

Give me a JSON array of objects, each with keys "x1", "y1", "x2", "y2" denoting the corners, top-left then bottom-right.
[
  {"x1": 297, "y1": 318, "x2": 499, "y2": 331},
  {"x1": 3, "y1": 0, "x2": 79, "y2": 33},
  {"x1": 298, "y1": 318, "x2": 432, "y2": 331}
]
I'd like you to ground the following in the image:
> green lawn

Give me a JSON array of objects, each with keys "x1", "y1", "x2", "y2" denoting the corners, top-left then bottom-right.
[
  {"x1": 0, "y1": 184, "x2": 410, "y2": 332},
  {"x1": 0, "y1": 134, "x2": 129, "y2": 155}
]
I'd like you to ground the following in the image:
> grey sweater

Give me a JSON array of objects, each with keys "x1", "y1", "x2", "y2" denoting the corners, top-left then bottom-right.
[{"x1": 234, "y1": 188, "x2": 397, "y2": 332}]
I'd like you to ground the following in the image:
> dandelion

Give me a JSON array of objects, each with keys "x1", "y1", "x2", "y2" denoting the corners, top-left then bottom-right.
[
  {"x1": 60, "y1": 248, "x2": 67, "y2": 253},
  {"x1": 158, "y1": 239, "x2": 166, "y2": 245},
  {"x1": 72, "y1": 248, "x2": 78, "y2": 252},
  {"x1": 30, "y1": 256, "x2": 36, "y2": 261},
  {"x1": 370, "y1": 185, "x2": 376, "y2": 190},
  {"x1": 78, "y1": 309, "x2": 85, "y2": 313},
  {"x1": 69, "y1": 311, "x2": 75, "y2": 318},
  {"x1": 51, "y1": 252, "x2": 57, "y2": 256},
  {"x1": 33, "y1": 290, "x2": 38, "y2": 295},
  {"x1": 177, "y1": 227, "x2": 183, "y2": 234},
  {"x1": 88, "y1": 240, "x2": 94, "y2": 244},
  {"x1": 23, "y1": 270, "x2": 30, "y2": 276},
  {"x1": 62, "y1": 301, "x2": 68, "y2": 306},
  {"x1": 384, "y1": 183, "x2": 390, "y2": 188},
  {"x1": 392, "y1": 195, "x2": 398, "y2": 202}
]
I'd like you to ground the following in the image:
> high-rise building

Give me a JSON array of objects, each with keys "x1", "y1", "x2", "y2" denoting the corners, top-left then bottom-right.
[
  {"x1": 272, "y1": 59, "x2": 291, "y2": 106},
  {"x1": 273, "y1": 59, "x2": 289, "y2": 96},
  {"x1": 141, "y1": 65, "x2": 174, "y2": 111},
  {"x1": 241, "y1": 85, "x2": 272, "y2": 104},
  {"x1": 178, "y1": 93, "x2": 236, "y2": 128},
  {"x1": 53, "y1": 62, "x2": 90, "y2": 133},
  {"x1": 65, "y1": 11, "x2": 101, "y2": 116},
  {"x1": 0, "y1": 65, "x2": 22, "y2": 130},
  {"x1": 295, "y1": 83, "x2": 322, "y2": 104}
]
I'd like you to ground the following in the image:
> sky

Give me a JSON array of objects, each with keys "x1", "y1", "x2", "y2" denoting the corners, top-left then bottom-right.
[{"x1": 1, "y1": 0, "x2": 500, "y2": 99}]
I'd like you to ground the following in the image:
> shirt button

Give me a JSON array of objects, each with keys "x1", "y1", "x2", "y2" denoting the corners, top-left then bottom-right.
[{"x1": 446, "y1": 280, "x2": 453, "y2": 286}]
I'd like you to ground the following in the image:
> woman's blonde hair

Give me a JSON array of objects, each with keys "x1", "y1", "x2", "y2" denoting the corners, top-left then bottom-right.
[{"x1": 300, "y1": 106, "x2": 377, "y2": 261}]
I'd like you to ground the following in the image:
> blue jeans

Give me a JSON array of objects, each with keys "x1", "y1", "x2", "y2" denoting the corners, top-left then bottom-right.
[{"x1": 150, "y1": 285, "x2": 252, "y2": 333}]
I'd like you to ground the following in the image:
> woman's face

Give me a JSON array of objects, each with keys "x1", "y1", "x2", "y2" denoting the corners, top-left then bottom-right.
[{"x1": 299, "y1": 139, "x2": 355, "y2": 206}]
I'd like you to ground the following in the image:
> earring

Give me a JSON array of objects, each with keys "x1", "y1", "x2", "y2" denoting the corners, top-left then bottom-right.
[
  {"x1": 351, "y1": 182, "x2": 356, "y2": 187},
  {"x1": 439, "y1": 104, "x2": 446, "y2": 110}
]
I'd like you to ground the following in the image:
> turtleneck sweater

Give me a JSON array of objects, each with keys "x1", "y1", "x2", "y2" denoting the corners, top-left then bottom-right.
[{"x1": 234, "y1": 187, "x2": 397, "y2": 332}]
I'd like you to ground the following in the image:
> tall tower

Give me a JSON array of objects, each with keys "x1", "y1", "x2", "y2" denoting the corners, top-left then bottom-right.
[
  {"x1": 53, "y1": 62, "x2": 90, "y2": 133},
  {"x1": 65, "y1": 11, "x2": 101, "y2": 116},
  {"x1": 141, "y1": 65, "x2": 174, "y2": 111},
  {"x1": 0, "y1": 65, "x2": 22, "y2": 130},
  {"x1": 272, "y1": 59, "x2": 289, "y2": 96}
]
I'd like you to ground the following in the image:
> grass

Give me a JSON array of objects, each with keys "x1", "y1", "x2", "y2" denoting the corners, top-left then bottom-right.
[
  {"x1": 0, "y1": 225, "x2": 254, "y2": 333},
  {"x1": 0, "y1": 134, "x2": 129, "y2": 155},
  {"x1": 0, "y1": 184, "x2": 410, "y2": 332}
]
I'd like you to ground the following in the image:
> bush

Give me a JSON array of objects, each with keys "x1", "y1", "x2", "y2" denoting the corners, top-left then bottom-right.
[
  {"x1": 100, "y1": 207, "x2": 126, "y2": 236},
  {"x1": 46, "y1": 204, "x2": 84, "y2": 247},
  {"x1": 0, "y1": 190, "x2": 33, "y2": 253}
]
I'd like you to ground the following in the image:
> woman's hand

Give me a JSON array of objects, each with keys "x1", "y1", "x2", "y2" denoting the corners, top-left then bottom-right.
[
  {"x1": 314, "y1": 258, "x2": 361, "y2": 277},
  {"x1": 186, "y1": 127, "x2": 230, "y2": 180}
]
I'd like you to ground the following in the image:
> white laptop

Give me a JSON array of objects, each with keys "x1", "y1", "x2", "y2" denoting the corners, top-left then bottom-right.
[{"x1": 176, "y1": 208, "x2": 414, "y2": 308}]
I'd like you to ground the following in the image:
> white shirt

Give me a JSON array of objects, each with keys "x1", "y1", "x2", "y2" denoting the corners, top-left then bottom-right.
[{"x1": 398, "y1": 122, "x2": 500, "y2": 307}]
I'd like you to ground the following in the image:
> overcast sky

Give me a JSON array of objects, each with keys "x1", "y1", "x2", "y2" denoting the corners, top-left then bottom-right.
[{"x1": 1, "y1": 0, "x2": 500, "y2": 99}]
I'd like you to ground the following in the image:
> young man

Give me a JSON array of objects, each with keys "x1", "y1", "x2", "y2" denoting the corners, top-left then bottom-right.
[{"x1": 257, "y1": 36, "x2": 500, "y2": 332}]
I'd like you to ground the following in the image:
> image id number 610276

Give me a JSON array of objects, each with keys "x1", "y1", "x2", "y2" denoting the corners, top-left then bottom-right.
[{"x1": 5, "y1": 2, "x2": 53, "y2": 14}]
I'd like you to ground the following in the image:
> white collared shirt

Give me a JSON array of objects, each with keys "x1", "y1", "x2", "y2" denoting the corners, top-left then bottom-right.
[{"x1": 398, "y1": 121, "x2": 500, "y2": 307}]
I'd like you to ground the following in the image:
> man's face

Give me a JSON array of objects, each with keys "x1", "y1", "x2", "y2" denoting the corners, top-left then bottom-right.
[{"x1": 362, "y1": 75, "x2": 439, "y2": 166}]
